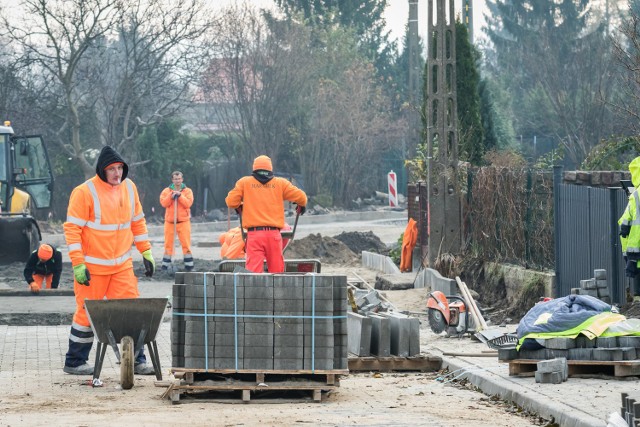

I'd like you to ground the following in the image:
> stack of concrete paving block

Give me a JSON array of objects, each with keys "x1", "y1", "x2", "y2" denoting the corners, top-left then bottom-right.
[
  {"x1": 513, "y1": 334, "x2": 639, "y2": 362},
  {"x1": 346, "y1": 310, "x2": 420, "y2": 357},
  {"x1": 535, "y1": 357, "x2": 568, "y2": 384},
  {"x1": 620, "y1": 392, "x2": 640, "y2": 426},
  {"x1": 571, "y1": 269, "x2": 611, "y2": 304},
  {"x1": 171, "y1": 272, "x2": 347, "y2": 371}
]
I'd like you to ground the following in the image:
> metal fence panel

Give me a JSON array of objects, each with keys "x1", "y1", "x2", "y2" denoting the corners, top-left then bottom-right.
[{"x1": 556, "y1": 183, "x2": 628, "y2": 304}]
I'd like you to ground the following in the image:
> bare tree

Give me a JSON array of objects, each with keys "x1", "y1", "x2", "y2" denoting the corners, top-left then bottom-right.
[
  {"x1": 1, "y1": 0, "x2": 213, "y2": 178},
  {"x1": 306, "y1": 61, "x2": 403, "y2": 206},
  {"x1": 200, "y1": 4, "x2": 315, "y2": 164}
]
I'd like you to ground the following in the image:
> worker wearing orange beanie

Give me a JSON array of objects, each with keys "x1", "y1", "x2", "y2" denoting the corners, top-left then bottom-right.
[
  {"x1": 225, "y1": 155, "x2": 307, "y2": 273},
  {"x1": 23, "y1": 243, "x2": 63, "y2": 294}
]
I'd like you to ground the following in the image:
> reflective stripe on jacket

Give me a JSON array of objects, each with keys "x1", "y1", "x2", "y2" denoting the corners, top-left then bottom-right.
[
  {"x1": 225, "y1": 176, "x2": 306, "y2": 229},
  {"x1": 159, "y1": 186, "x2": 194, "y2": 223},
  {"x1": 64, "y1": 175, "x2": 151, "y2": 274}
]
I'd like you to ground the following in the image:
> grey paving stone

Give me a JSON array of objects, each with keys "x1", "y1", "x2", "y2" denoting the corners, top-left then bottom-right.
[
  {"x1": 596, "y1": 337, "x2": 618, "y2": 348},
  {"x1": 575, "y1": 336, "x2": 596, "y2": 348},
  {"x1": 619, "y1": 336, "x2": 640, "y2": 348},
  {"x1": 545, "y1": 338, "x2": 576, "y2": 350},
  {"x1": 594, "y1": 269, "x2": 607, "y2": 280},
  {"x1": 369, "y1": 314, "x2": 391, "y2": 357},
  {"x1": 568, "y1": 348, "x2": 593, "y2": 360},
  {"x1": 535, "y1": 371, "x2": 563, "y2": 384}
]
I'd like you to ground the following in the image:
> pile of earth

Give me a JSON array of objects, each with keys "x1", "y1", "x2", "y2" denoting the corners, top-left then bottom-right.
[
  {"x1": 333, "y1": 231, "x2": 389, "y2": 256},
  {"x1": 285, "y1": 234, "x2": 358, "y2": 265},
  {"x1": 620, "y1": 301, "x2": 640, "y2": 319}
]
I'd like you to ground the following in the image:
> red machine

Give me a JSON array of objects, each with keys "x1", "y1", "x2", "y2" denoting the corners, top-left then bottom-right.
[{"x1": 427, "y1": 291, "x2": 470, "y2": 337}]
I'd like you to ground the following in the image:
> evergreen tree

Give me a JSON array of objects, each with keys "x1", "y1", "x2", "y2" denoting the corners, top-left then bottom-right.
[
  {"x1": 485, "y1": 0, "x2": 618, "y2": 165},
  {"x1": 455, "y1": 21, "x2": 484, "y2": 165}
]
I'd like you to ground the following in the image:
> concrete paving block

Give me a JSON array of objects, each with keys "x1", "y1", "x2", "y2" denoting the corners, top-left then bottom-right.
[
  {"x1": 595, "y1": 279, "x2": 608, "y2": 289},
  {"x1": 581, "y1": 289, "x2": 598, "y2": 297},
  {"x1": 594, "y1": 269, "x2": 607, "y2": 280},
  {"x1": 519, "y1": 349, "x2": 547, "y2": 360},
  {"x1": 568, "y1": 348, "x2": 593, "y2": 360},
  {"x1": 581, "y1": 279, "x2": 596, "y2": 290},
  {"x1": 380, "y1": 313, "x2": 412, "y2": 357},
  {"x1": 592, "y1": 348, "x2": 622, "y2": 362},
  {"x1": 544, "y1": 338, "x2": 576, "y2": 350},
  {"x1": 619, "y1": 336, "x2": 640, "y2": 348},
  {"x1": 537, "y1": 358, "x2": 568, "y2": 374},
  {"x1": 408, "y1": 317, "x2": 420, "y2": 356},
  {"x1": 414, "y1": 268, "x2": 456, "y2": 293},
  {"x1": 597, "y1": 287, "x2": 610, "y2": 298},
  {"x1": 570, "y1": 288, "x2": 581, "y2": 295},
  {"x1": 620, "y1": 347, "x2": 637, "y2": 360},
  {"x1": 498, "y1": 348, "x2": 518, "y2": 360},
  {"x1": 545, "y1": 349, "x2": 569, "y2": 360},
  {"x1": 369, "y1": 314, "x2": 391, "y2": 357},
  {"x1": 596, "y1": 336, "x2": 618, "y2": 348},
  {"x1": 347, "y1": 312, "x2": 372, "y2": 356},
  {"x1": 274, "y1": 359, "x2": 304, "y2": 370},
  {"x1": 535, "y1": 371, "x2": 563, "y2": 384},
  {"x1": 575, "y1": 336, "x2": 596, "y2": 348}
]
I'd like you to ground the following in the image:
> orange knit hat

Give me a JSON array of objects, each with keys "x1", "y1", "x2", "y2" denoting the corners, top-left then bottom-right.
[
  {"x1": 253, "y1": 155, "x2": 273, "y2": 172},
  {"x1": 38, "y1": 244, "x2": 53, "y2": 261}
]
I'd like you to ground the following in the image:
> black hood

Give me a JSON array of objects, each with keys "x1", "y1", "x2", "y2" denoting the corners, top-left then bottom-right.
[
  {"x1": 96, "y1": 145, "x2": 128, "y2": 183},
  {"x1": 252, "y1": 170, "x2": 274, "y2": 184}
]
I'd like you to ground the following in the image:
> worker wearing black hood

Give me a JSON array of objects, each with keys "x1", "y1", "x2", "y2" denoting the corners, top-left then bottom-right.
[{"x1": 62, "y1": 145, "x2": 157, "y2": 376}]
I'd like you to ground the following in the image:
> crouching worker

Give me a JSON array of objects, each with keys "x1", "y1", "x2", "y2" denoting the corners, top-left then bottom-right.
[
  {"x1": 62, "y1": 145, "x2": 156, "y2": 376},
  {"x1": 23, "y1": 243, "x2": 63, "y2": 294}
]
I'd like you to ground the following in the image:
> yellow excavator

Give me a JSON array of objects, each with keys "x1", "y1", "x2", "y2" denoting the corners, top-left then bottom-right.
[{"x1": 0, "y1": 120, "x2": 54, "y2": 264}]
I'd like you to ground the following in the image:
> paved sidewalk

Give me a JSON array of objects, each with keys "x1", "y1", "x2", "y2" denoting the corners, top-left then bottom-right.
[{"x1": 428, "y1": 333, "x2": 634, "y2": 427}]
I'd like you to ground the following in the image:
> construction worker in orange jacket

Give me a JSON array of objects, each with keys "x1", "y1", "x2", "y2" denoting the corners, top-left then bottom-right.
[
  {"x1": 23, "y1": 243, "x2": 63, "y2": 294},
  {"x1": 63, "y1": 146, "x2": 156, "y2": 376},
  {"x1": 159, "y1": 171, "x2": 194, "y2": 271},
  {"x1": 225, "y1": 155, "x2": 307, "y2": 273}
]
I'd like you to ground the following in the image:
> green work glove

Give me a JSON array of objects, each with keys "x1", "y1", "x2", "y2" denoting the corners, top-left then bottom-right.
[
  {"x1": 142, "y1": 250, "x2": 155, "y2": 277},
  {"x1": 73, "y1": 264, "x2": 91, "y2": 286}
]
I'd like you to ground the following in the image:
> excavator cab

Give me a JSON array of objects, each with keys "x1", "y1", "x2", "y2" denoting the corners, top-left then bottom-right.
[{"x1": 0, "y1": 121, "x2": 54, "y2": 264}]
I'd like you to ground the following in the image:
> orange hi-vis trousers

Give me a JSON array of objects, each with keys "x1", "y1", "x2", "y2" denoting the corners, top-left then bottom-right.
[
  {"x1": 72, "y1": 268, "x2": 139, "y2": 328},
  {"x1": 32, "y1": 273, "x2": 53, "y2": 289},
  {"x1": 163, "y1": 221, "x2": 192, "y2": 257},
  {"x1": 245, "y1": 229, "x2": 284, "y2": 273}
]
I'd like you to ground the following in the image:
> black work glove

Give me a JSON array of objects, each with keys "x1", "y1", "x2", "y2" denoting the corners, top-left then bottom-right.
[
  {"x1": 620, "y1": 224, "x2": 631, "y2": 238},
  {"x1": 142, "y1": 250, "x2": 155, "y2": 278},
  {"x1": 295, "y1": 204, "x2": 306, "y2": 215},
  {"x1": 173, "y1": 193, "x2": 180, "y2": 200},
  {"x1": 626, "y1": 259, "x2": 639, "y2": 278}
]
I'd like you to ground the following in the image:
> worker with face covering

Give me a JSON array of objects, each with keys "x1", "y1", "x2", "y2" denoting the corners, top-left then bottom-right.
[
  {"x1": 225, "y1": 155, "x2": 307, "y2": 273},
  {"x1": 23, "y1": 243, "x2": 63, "y2": 294},
  {"x1": 620, "y1": 156, "x2": 640, "y2": 301},
  {"x1": 63, "y1": 145, "x2": 156, "y2": 375}
]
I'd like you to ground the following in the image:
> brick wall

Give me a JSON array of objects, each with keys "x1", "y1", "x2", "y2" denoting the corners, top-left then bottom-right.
[{"x1": 563, "y1": 170, "x2": 631, "y2": 188}]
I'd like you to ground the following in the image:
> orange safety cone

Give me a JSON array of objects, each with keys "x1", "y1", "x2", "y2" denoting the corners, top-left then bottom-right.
[{"x1": 400, "y1": 218, "x2": 418, "y2": 272}]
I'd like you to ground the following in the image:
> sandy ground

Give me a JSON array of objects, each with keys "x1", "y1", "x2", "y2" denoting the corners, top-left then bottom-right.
[{"x1": 0, "y1": 213, "x2": 548, "y2": 426}]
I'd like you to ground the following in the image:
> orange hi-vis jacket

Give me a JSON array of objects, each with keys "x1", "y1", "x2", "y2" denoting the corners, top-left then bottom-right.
[
  {"x1": 226, "y1": 176, "x2": 307, "y2": 229},
  {"x1": 64, "y1": 176, "x2": 151, "y2": 275},
  {"x1": 159, "y1": 186, "x2": 194, "y2": 223}
]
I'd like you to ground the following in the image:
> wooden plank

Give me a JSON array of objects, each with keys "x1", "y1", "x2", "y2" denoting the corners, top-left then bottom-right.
[{"x1": 508, "y1": 359, "x2": 640, "y2": 378}]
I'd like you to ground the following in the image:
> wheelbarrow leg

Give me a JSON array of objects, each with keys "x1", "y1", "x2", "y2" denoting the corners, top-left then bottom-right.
[
  {"x1": 107, "y1": 329, "x2": 121, "y2": 362},
  {"x1": 134, "y1": 329, "x2": 148, "y2": 357},
  {"x1": 147, "y1": 340, "x2": 163, "y2": 380},
  {"x1": 93, "y1": 341, "x2": 108, "y2": 381}
]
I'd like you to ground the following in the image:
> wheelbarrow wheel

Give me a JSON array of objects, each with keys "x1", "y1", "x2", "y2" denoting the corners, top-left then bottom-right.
[{"x1": 120, "y1": 336, "x2": 135, "y2": 390}]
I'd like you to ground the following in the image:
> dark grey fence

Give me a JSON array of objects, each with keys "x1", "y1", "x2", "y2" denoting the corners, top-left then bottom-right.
[{"x1": 553, "y1": 167, "x2": 627, "y2": 303}]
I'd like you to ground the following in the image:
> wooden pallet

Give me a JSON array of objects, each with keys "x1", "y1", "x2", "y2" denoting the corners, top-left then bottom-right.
[
  {"x1": 506, "y1": 358, "x2": 640, "y2": 378},
  {"x1": 348, "y1": 354, "x2": 442, "y2": 372},
  {"x1": 163, "y1": 368, "x2": 346, "y2": 403}
]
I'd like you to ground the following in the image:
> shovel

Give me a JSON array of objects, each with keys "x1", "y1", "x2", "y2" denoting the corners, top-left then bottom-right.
[{"x1": 167, "y1": 197, "x2": 179, "y2": 276}]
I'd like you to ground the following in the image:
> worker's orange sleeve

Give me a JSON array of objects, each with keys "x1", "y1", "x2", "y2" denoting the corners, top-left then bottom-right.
[
  {"x1": 64, "y1": 186, "x2": 91, "y2": 267},
  {"x1": 130, "y1": 180, "x2": 151, "y2": 255}
]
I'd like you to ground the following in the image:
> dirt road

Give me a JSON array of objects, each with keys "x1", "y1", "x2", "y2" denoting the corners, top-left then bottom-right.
[{"x1": 0, "y1": 212, "x2": 547, "y2": 426}]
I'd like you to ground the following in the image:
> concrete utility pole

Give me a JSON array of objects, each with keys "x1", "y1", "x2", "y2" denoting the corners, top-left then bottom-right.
[
  {"x1": 425, "y1": 0, "x2": 462, "y2": 266},
  {"x1": 407, "y1": 0, "x2": 421, "y2": 150},
  {"x1": 462, "y1": 0, "x2": 474, "y2": 43}
]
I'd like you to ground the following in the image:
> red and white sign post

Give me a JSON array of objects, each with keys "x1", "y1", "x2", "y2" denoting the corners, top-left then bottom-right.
[{"x1": 387, "y1": 170, "x2": 398, "y2": 207}]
